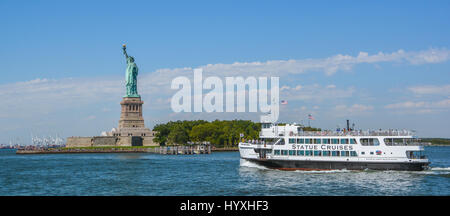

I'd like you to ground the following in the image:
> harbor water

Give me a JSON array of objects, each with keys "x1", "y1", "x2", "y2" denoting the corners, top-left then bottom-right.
[{"x1": 0, "y1": 146, "x2": 449, "y2": 196}]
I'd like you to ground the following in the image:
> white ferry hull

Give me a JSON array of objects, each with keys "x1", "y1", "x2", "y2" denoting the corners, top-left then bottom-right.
[
  {"x1": 243, "y1": 158, "x2": 430, "y2": 171},
  {"x1": 240, "y1": 121, "x2": 431, "y2": 171}
]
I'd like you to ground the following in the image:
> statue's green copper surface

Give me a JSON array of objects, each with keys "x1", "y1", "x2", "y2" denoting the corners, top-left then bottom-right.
[{"x1": 122, "y1": 44, "x2": 140, "y2": 97}]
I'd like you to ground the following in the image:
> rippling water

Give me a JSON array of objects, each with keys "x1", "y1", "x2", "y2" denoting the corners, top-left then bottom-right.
[{"x1": 0, "y1": 146, "x2": 449, "y2": 196}]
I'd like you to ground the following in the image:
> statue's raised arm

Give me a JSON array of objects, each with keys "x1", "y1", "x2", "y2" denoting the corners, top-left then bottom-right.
[{"x1": 122, "y1": 44, "x2": 129, "y2": 60}]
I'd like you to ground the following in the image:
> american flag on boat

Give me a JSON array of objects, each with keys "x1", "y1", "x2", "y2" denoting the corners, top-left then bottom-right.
[
  {"x1": 281, "y1": 100, "x2": 288, "y2": 105},
  {"x1": 308, "y1": 114, "x2": 315, "y2": 120}
]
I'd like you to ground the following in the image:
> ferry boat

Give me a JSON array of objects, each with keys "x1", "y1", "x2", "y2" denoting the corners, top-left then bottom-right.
[{"x1": 239, "y1": 118, "x2": 430, "y2": 171}]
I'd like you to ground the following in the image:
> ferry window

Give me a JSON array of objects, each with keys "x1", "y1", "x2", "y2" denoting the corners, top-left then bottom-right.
[
  {"x1": 276, "y1": 139, "x2": 285, "y2": 145},
  {"x1": 332, "y1": 139, "x2": 339, "y2": 144},
  {"x1": 305, "y1": 139, "x2": 311, "y2": 144},
  {"x1": 360, "y1": 138, "x2": 369, "y2": 145},
  {"x1": 350, "y1": 151, "x2": 357, "y2": 156},
  {"x1": 341, "y1": 151, "x2": 349, "y2": 157},
  {"x1": 313, "y1": 151, "x2": 322, "y2": 156},
  {"x1": 297, "y1": 150, "x2": 304, "y2": 156},
  {"x1": 361, "y1": 152, "x2": 365, "y2": 155},
  {"x1": 393, "y1": 138, "x2": 403, "y2": 145},
  {"x1": 370, "y1": 152, "x2": 374, "y2": 155},
  {"x1": 384, "y1": 138, "x2": 393, "y2": 146},
  {"x1": 373, "y1": 139, "x2": 380, "y2": 146},
  {"x1": 289, "y1": 150, "x2": 296, "y2": 155},
  {"x1": 322, "y1": 139, "x2": 330, "y2": 144},
  {"x1": 281, "y1": 150, "x2": 288, "y2": 155},
  {"x1": 305, "y1": 150, "x2": 312, "y2": 156},
  {"x1": 387, "y1": 138, "x2": 416, "y2": 146},
  {"x1": 297, "y1": 138, "x2": 304, "y2": 144},
  {"x1": 332, "y1": 151, "x2": 340, "y2": 156},
  {"x1": 405, "y1": 138, "x2": 417, "y2": 145},
  {"x1": 360, "y1": 138, "x2": 380, "y2": 146},
  {"x1": 315, "y1": 139, "x2": 321, "y2": 144},
  {"x1": 289, "y1": 138, "x2": 296, "y2": 144},
  {"x1": 350, "y1": 139, "x2": 357, "y2": 144},
  {"x1": 323, "y1": 151, "x2": 330, "y2": 156},
  {"x1": 406, "y1": 151, "x2": 425, "y2": 159},
  {"x1": 340, "y1": 139, "x2": 349, "y2": 144},
  {"x1": 274, "y1": 150, "x2": 280, "y2": 155}
]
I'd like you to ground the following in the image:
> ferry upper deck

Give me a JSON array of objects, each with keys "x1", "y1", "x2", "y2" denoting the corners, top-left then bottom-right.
[{"x1": 260, "y1": 123, "x2": 416, "y2": 138}]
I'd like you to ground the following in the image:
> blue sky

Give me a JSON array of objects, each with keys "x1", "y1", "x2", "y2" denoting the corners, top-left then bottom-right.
[{"x1": 1, "y1": 0, "x2": 449, "y2": 144}]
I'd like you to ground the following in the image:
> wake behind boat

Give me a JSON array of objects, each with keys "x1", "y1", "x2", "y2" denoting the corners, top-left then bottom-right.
[{"x1": 239, "y1": 117, "x2": 430, "y2": 171}]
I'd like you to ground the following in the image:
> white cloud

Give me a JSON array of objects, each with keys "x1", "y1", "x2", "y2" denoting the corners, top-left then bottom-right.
[
  {"x1": 408, "y1": 85, "x2": 450, "y2": 96},
  {"x1": 280, "y1": 85, "x2": 290, "y2": 91},
  {"x1": 334, "y1": 104, "x2": 374, "y2": 116},
  {"x1": 385, "y1": 99, "x2": 450, "y2": 109},
  {"x1": 85, "y1": 115, "x2": 96, "y2": 120},
  {"x1": 384, "y1": 98, "x2": 450, "y2": 114},
  {"x1": 280, "y1": 84, "x2": 355, "y2": 102},
  {"x1": 406, "y1": 49, "x2": 450, "y2": 64},
  {"x1": 0, "y1": 48, "x2": 448, "y2": 121},
  {"x1": 145, "y1": 48, "x2": 450, "y2": 78},
  {"x1": 0, "y1": 77, "x2": 122, "y2": 118},
  {"x1": 330, "y1": 104, "x2": 374, "y2": 118}
]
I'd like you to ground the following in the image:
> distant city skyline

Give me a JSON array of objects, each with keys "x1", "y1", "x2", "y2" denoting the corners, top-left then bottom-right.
[{"x1": 1, "y1": 0, "x2": 449, "y2": 144}]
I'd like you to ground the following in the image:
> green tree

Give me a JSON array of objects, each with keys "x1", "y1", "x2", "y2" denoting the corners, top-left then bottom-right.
[
  {"x1": 153, "y1": 119, "x2": 274, "y2": 147},
  {"x1": 167, "y1": 124, "x2": 189, "y2": 145}
]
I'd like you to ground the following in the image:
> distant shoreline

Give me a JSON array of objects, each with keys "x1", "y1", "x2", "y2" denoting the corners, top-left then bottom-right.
[
  {"x1": 427, "y1": 144, "x2": 450, "y2": 147},
  {"x1": 7, "y1": 144, "x2": 450, "y2": 154},
  {"x1": 212, "y1": 147, "x2": 239, "y2": 151},
  {"x1": 14, "y1": 145, "x2": 234, "y2": 154}
]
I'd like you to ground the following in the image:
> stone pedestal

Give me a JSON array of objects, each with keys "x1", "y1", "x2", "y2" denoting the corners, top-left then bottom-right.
[
  {"x1": 119, "y1": 97, "x2": 145, "y2": 128},
  {"x1": 109, "y1": 96, "x2": 157, "y2": 146}
]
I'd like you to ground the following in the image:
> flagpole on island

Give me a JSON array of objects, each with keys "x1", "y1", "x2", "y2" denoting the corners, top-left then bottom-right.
[{"x1": 308, "y1": 114, "x2": 313, "y2": 128}]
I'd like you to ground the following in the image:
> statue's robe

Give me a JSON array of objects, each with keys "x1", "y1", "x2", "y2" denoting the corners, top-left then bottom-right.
[{"x1": 125, "y1": 58, "x2": 139, "y2": 95}]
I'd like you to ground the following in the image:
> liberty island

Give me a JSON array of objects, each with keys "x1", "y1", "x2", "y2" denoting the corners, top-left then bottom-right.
[
  {"x1": 16, "y1": 45, "x2": 214, "y2": 154},
  {"x1": 65, "y1": 45, "x2": 157, "y2": 147}
]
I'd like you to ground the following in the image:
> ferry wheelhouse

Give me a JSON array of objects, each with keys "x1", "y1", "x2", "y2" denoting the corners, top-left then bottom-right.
[{"x1": 239, "y1": 119, "x2": 430, "y2": 171}]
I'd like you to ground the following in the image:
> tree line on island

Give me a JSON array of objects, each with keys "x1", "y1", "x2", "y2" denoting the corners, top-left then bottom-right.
[
  {"x1": 420, "y1": 138, "x2": 450, "y2": 145},
  {"x1": 152, "y1": 120, "x2": 321, "y2": 147}
]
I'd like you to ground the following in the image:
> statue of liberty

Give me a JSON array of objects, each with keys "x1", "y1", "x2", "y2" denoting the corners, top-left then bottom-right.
[{"x1": 122, "y1": 44, "x2": 140, "y2": 97}]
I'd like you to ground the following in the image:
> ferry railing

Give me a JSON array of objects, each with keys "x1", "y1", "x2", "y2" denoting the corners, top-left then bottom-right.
[
  {"x1": 385, "y1": 142, "x2": 429, "y2": 146},
  {"x1": 289, "y1": 130, "x2": 415, "y2": 137},
  {"x1": 244, "y1": 139, "x2": 280, "y2": 147}
]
